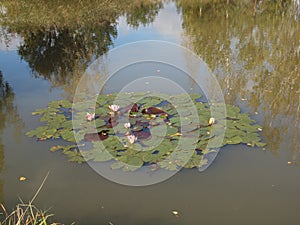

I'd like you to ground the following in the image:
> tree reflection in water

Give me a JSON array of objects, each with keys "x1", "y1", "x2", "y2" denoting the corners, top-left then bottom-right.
[
  {"x1": 177, "y1": 0, "x2": 299, "y2": 160},
  {"x1": 0, "y1": 71, "x2": 24, "y2": 202},
  {"x1": 0, "y1": 0, "x2": 299, "y2": 162},
  {"x1": 0, "y1": 0, "x2": 163, "y2": 97},
  {"x1": 18, "y1": 23, "x2": 117, "y2": 86}
]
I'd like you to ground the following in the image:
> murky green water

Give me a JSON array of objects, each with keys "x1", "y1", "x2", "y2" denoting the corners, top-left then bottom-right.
[{"x1": 0, "y1": 1, "x2": 299, "y2": 224}]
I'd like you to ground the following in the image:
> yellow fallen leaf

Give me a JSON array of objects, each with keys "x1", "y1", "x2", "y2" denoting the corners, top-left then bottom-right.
[
  {"x1": 38, "y1": 137, "x2": 47, "y2": 141},
  {"x1": 19, "y1": 176, "x2": 26, "y2": 181},
  {"x1": 287, "y1": 161, "x2": 293, "y2": 165},
  {"x1": 169, "y1": 132, "x2": 182, "y2": 137},
  {"x1": 172, "y1": 210, "x2": 179, "y2": 216}
]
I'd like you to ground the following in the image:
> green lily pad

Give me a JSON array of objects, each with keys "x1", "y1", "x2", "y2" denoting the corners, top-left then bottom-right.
[
  {"x1": 158, "y1": 159, "x2": 178, "y2": 171},
  {"x1": 61, "y1": 130, "x2": 76, "y2": 142}
]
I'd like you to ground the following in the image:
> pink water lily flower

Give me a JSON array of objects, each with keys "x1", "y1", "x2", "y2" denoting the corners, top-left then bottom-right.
[
  {"x1": 85, "y1": 112, "x2": 95, "y2": 121},
  {"x1": 109, "y1": 104, "x2": 120, "y2": 112},
  {"x1": 127, "y1": 135, "x2": 137, "y2": 144},
  {"x1": 124, "y1": 122, "x2": 131, "y2": 129}
]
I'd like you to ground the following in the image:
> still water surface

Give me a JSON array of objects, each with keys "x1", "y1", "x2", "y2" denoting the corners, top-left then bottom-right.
[{"x1": 0, "y1": 1, "x2": 299, "y2": 224}]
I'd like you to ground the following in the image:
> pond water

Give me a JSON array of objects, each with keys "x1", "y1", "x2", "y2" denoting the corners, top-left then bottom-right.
[{"x1": 0, "y1": 1, "x2": 299, "y2": 224}]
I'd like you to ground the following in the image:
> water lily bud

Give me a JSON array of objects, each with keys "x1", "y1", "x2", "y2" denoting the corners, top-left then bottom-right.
[{"x1": 208, "y1": 117, "x2": 215, "y2": 125}]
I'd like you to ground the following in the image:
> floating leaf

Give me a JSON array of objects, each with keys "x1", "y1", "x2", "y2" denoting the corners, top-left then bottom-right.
[
  {"x1": 111, "y1": 162, "x2": 125, "y2": 170},
  {"x1": 83, "y1": 148, "x2": 113, "y2": 162},
  {"x1": 61, "y1": 130, "x2": 76, "y2": 142},
  {"x1": 190, "y1": 93, "x2": 202, "y2": 100},
  {"x1": 172, "y1": 210, "x2": 179, "y2": 216},
  {"x1": 126, "y1": 156, "x2": 144, "y2": 167},
  {"x1": 59, "y1": 100, "x2": 72, "y2": 108},
  {"x1": 19, "y1": 176, "x2": 27, "y2": 181},
  {"x1": 227, "y1": 136, "x2": 243, "y2": 145},
  {"x1": 158, "y1": 160, "x2": 178, "y2": 171}
]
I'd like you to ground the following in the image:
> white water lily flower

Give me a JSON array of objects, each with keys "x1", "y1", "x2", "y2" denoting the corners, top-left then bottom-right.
[
  {"x1": 124, "y1": 122, "x2": 131, "y2": 129},
  {"x1": 208, "y1": 117, "x2": 215, "y2": 125},
  {"x1": 109, "y1": 104, "x2": 120, "y2": 112},
  {"x1": 127, "y1": 135, "x2": 137, "y2": 144},
  {"x1": 85, "y1": 112, "x2": 95, "y2": 121}
]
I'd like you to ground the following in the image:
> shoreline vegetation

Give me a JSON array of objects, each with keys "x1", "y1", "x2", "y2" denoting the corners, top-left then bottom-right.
[
  {"x1": 0, "y1": 202, "x2": 60, "y2": 225},
  {"x1": 0, "y1": 173, "x2": 62, "y2": 225}
]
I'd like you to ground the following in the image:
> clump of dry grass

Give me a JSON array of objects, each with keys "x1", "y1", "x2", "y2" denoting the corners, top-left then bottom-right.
[
  {"x1": 0, "y1": 172, "x2": 63, "y2": 225},
  {"x1": 0, "y1": 202, "x2": 55, "y2": 225}
]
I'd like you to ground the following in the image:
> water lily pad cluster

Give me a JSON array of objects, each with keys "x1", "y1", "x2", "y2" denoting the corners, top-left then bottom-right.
[{"x1": 26, "y1": 92, "x2": 266, "y2": 171}]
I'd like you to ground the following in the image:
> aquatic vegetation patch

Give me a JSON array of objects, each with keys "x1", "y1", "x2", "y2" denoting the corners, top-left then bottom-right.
[{"x1": 26, "y1": 92, "x2": 265, "y2": 171}]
